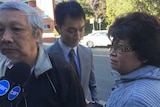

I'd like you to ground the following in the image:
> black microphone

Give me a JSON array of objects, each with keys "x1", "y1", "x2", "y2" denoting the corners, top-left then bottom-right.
[{"x1": 0, "y1": 62, "x2": 30, "y2": 101}]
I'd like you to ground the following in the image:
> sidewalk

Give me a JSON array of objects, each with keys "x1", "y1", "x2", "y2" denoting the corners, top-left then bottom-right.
[{"x1": 99, "y1": 100, "x2": 106, "y2": 107}]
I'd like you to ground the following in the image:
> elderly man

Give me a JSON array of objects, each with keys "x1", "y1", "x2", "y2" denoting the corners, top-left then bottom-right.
[{"x1": 0, "y1": 2, "x2": 85, "y2": 107}]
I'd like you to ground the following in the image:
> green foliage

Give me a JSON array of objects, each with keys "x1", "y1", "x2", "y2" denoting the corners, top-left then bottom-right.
[
  {"x1": 77, "y1": 0, "x2": 107, "y2": 34},
  {"x1": 106, "y1": 0, "x2": 135, "y2": 29},
  {"x1": 75, "y1": 0, "x2": 160, "y2": 33},
  {"x1": 77, "y1": 0, "x2": 94, "y2": 35},
  {"x1": 78, "y1": 0, "x2": 94, "y2": 20},
  {"x1": 106, "y1": 0, "x2": 160, "y2": 28},
  {"x1": 133, "y1": 0, "x2": 160, "y2": 16}
]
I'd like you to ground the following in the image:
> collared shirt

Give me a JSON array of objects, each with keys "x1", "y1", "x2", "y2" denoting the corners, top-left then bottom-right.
[
  {"x1": 5, "y1": 58, "x2": 35, "y2": 75},
  {"x1": 58, "y1": 38, "x2": 78, "y2": 61},
  {"x1": 5, "y1": 60, "x2": 14, "y2": 69},
  {"x1": 58, "y1": 38, "x2": 81, "y2": 77}
]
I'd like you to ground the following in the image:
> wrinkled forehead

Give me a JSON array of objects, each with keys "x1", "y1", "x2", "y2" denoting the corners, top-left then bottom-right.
[
  {"x1": 0, "y1": 9, "x2": 27, "y2": 21},
  {"x1": 0, "y1": 9, "x2": 26, "y2": 21},
  {"x1": 0, "y1": 9, "x2": 32, "y2": 31}
]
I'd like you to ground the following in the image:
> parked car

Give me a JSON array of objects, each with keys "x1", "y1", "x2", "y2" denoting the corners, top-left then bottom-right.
[{"x1": 80, "y1": 30, "x2": 111, "y2": 48}]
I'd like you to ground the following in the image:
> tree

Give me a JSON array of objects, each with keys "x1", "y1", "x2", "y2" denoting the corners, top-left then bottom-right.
[
  {"x1": 106, "y1": 0, "x2": 160, "y2": 28},
  {"x1": 133, "y1": 0, "x2": 160, "y2": 16},
  {"x1": 92, "y1": 0, "x2": 107, "y2": 30},
  {"x1": 78, "y1": 0, "x2": 107, "y2": 32},
  {"x1": 106, "y1": 0, "x2": 134, "y2": 29}
]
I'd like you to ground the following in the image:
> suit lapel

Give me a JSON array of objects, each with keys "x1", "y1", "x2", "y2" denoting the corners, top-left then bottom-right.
[
  {"x1": 77, "y1": 45, "x2": 86, "y2": 84},
  {"x1": 51, "y1": 41, "x2": 65, "y2": 59}
]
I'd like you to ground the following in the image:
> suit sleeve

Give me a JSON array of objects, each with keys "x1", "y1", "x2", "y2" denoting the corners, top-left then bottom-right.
[{"x1": 89, "y1": 50, "x2": 99, "y2": 102}]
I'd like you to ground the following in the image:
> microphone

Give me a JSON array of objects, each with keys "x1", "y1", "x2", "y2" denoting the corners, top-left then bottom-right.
[{"x1": 0, "y1": 62, "x2": 30, "y2": 101}]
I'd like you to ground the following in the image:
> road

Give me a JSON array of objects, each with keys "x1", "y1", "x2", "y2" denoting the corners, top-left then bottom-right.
[{"x1": 91, "y1": 47, "x2": 114, "y2": 105}]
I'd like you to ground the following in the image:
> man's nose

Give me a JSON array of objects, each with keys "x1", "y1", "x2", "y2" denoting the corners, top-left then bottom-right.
[
  {"x1": 76, "y1": 31, "x2": 82, "y2": 38},
  {"x1": 1, "y1": 30, "x2": 13, "y2": 42}
]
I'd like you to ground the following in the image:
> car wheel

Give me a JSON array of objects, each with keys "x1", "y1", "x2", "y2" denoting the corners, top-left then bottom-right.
[{"x1": 87, "y1": 41, "x2": 94, "y2": 48}]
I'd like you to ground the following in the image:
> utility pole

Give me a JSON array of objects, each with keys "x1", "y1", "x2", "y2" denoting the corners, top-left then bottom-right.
[
  {"x1": 98, "y1": 18, "x2": 101, "y2": 30},
  {"x1": 90, "y1": 18, "x2": 95, "y2": 32}
]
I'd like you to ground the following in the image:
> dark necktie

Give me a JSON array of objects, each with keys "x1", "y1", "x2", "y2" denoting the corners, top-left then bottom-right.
[{"x1": 68, "y1": 49, "x2": 80, "y2": 79}]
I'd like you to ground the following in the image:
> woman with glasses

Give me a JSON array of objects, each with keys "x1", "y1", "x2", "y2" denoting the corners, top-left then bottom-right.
[{"x1": 106, "y1": 12, "x2": 160, "y2": 107}]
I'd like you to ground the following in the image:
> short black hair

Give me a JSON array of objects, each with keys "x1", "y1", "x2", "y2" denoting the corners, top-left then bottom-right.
[
  {"x1": 109, "y1": 12, "x2": 160, "y2": 67},
  {"x1": 55, "y1": 1, "x2": 85, "y2": 27}
]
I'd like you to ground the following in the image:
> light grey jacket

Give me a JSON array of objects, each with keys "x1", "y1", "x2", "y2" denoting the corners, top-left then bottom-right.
[
  {"x1": 0, "y1": 46, "x2": 52, "y2": 79},
  {"x1": 106, "y1": 65, "x2": 160, "y2": 107}
]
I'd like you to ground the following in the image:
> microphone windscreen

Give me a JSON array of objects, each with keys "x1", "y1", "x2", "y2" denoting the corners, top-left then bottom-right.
[{"x1": 5, "y1": 62, "x2": 31, "y2": 86}]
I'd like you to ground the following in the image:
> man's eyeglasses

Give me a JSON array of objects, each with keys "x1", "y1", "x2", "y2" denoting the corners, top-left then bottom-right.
[{"x1": 108, "y1": 45, "x2": 134, "y2": 53}]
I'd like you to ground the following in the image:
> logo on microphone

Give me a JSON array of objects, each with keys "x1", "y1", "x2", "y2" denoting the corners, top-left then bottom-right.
[
  {"x1": 8, "y1": 86, "x2": 21, "y2": 101},
  {"x1": 0, "y1": 80, "x2": 10, "y2": 96}
]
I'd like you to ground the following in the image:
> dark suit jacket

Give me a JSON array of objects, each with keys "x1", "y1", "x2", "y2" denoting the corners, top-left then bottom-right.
[{"x1": 46, "y1": 39, "x2": 99, "y2": 102}]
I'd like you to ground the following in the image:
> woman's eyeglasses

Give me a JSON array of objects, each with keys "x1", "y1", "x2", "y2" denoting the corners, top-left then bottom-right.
[{"x1": 108, "y1": 45, "x2": 134, "y2": 53}]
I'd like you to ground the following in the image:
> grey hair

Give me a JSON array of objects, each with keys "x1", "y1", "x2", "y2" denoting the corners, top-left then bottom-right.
[{"x1": 0, "y1": 2, "x2": 44, "y2": 42}]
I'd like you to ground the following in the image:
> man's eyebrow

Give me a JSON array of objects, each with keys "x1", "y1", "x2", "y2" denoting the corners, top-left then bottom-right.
[
  {"x1": 68, "y1": 25, "x2": 85, "y2": 29},
  {"x1": 80, "y1": 25, "x2": 85, "y2": 29},
  {"x1": 67, "y1": 27, "x2": 77, "y2": 31}
]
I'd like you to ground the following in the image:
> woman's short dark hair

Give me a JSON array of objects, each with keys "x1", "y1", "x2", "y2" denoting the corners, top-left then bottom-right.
[{"x1": 108, "y1": 12, "x2": 160, "y2": 67}]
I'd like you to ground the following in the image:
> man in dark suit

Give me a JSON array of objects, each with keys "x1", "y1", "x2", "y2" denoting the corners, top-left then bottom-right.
[{"x1": 46, "y1": 1, "x2": 99, "y2": 104}]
